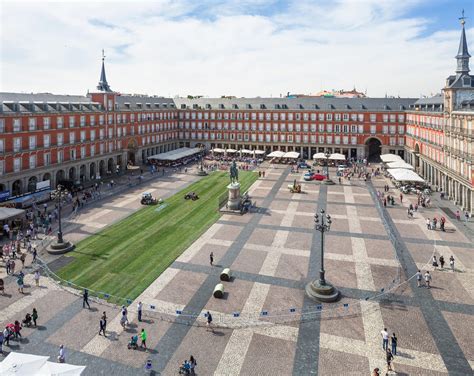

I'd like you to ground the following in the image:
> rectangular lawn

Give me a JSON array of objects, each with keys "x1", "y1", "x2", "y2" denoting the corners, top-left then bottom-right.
[{"x1": 57, "y1": 171, "x2": 258, "y2": 301}]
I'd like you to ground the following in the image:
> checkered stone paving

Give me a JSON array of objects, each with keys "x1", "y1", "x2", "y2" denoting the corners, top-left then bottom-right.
[{"x1": 1, "y1": 164, "x2": 473, "y2": 375}]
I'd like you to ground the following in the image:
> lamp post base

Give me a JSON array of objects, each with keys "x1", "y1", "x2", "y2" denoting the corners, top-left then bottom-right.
[
  {"x1": 305, "y1": 279, "x2": 340, "y2": 303},
  {"x1": 48, "y1": 240, "x2": 75, "y2": 255},
  {"x1": 197, "y1": 170, "x2": 208, "y2": 176},
  {"x1": 323, "y1": 178, "x2": 336, "y2": 185}
]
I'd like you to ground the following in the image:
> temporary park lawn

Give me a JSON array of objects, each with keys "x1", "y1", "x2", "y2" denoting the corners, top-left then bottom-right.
[{"x1": 57, "y1": 171, "x2": 258, "y2": 301}]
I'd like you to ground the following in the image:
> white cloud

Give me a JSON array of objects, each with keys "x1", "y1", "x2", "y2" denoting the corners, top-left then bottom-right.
[{"x1": 0, "y1": 0, "x2": 472, "y2": 97}]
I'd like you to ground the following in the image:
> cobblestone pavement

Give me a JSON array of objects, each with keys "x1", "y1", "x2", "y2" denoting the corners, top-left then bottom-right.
[{"x1": 1, "y1": 163, "x2": 473, "y2": 375}]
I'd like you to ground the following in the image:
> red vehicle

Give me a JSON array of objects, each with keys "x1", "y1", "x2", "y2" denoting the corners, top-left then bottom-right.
[{"x1": 304, "y1": 172, "x2": 326, "y2": 181}]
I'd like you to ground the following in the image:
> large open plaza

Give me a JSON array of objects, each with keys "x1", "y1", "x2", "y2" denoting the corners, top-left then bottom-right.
[{"x1": 1, "y1": 162, "x2": 473, "y2": 375}]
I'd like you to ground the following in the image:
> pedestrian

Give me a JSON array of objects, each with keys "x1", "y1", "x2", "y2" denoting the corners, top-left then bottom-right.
[
  {"x1": 386, "y1": 348, "x2": 394, "y2": 371},
  {"x1": 140, "y1": 328, "x2": 147, "y2": 351},
  {"x1": 206, "y1": 311, "x2": 213, "y2": 332},
  {"x1": 456, "y1": 210, "x2": 461, "y2": 221},
  {"x1": 58, "y1": 345, "x2": 66, "y2": 363},
  {"x1": 432, "y1": 255, "x2": 438, "y2": 269},
  {"x1": 465, "y1": 211, "x2": 470, "y2": 224},
  {"x1": 399, "y1": 193, "x2": 403, "y2": 203},
  {"x1": 439, "y1": 255, "x2": 445, "y2": 269},
  {"x1": 424, "y1": 271, "x2": 432, "y2": 288},
  {"x1": 209, "y1": 252, "x2": 214, "y2": 266},
  {"x1": 381, "y1": 327, "x2": 389, "y2": 350},
  {"x1": 426, "y1": 218, "x2": 431, "y2": 230},
  {"x1": 414, "y1": 203, "x2": 418, "y2": 212},
  {"x1": 83, "y1": 289, "x2": 90, "y2": 309},
  {"x1": 391, "y1": 333, "x2": 397, "y2": 355},
  {"x1": 120, "y1": 307, "x2": 128, "y2": 328},
  {"x1": 137, "y1": 301, "x2": 143, "y2": 322},
  {"x1": 440, "y1": 217, "x2": 446, "y2": 232},
  {"x1": 6, "y1": 259, "x2": 10, "y2": 275},
  {"x1": 190, "y1": 355, "x2": 197, "y2": 375},
  {"x1": 20, "y1": 253, "x2": 26, "y2": 268},
  {"x1": 32, "y1": 308, "x2": 38, "y2": 327},
  {"x1": 34, "y1": 270, "x2": 40, "y2": 287},
  {"x1": 383, "y1": 198, "x2": 387, "y2": 207},
  {"x1": 3, "y1": 327, "x2": 10, "y2": 347},
  {"x1": 32, "y1": 247, "x2": 37, "y2": 263},
  {"x1": 99, "y1": 315, "x2": 107, "y2": 337},
  {"x1": 14, "y1": 320, "x2": 22, "y2": 339},
  {"x1": 0, "y1": 329, "x2": 3, "y2": 355},
  {"x1": 17, "y1": 273, "x2": 24, "y2": 294},
  {"x1": 449, "y1": 256, "x2": 455, "y2": 272},
  {"x1": 416, "y1": 270, "x2": 423, "y2": 287}
]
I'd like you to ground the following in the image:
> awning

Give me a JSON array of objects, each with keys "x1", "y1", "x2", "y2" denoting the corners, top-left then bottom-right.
[
  {"x1": 240, "y1": 149, "x2": 252, "y2": 154},
  {"x1": 226, "y1": 148, "x2": 237, "y2": 153},
  {"x1": 329, "y1": 153, "x2": 346, "y2": 160},
  {"x1": 387, "y1": 168, "x2": 425, "y2": 182},
  {"x1": 254, "y1": 150, "x2": 266, "y2": 155},
  {"x1": 0, "y1": 207, "x2": 25, "y2": 221},
  {"x1": 212, "y1": 148, "x2": 225, "y2": 153},
  {"x1": 283, "y1": 151, "x2": 300, "y2": 159},
  {"x1": 386, "y1": 161, "x2": 414, "y2": 170},
  {"x1": 267, "y1": 151, "x2": 285, "y2": 158},
  {"x1": 148, "y1": 147, "x2": 201, "y2": 161},
  {"x1": 313, "y1": 153, "x2": 327, "y2": 159},
  {"x1": 0, "y1": 352, "x2": 86, "y2": 375},
  {"x1": 380, "y1": 154, "x2": 402, "y2": 163}
]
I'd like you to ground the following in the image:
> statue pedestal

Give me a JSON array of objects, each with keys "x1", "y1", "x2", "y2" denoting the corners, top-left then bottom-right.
[{"x1": 227, "y1": 182, "x2": 241, "y2": 210}]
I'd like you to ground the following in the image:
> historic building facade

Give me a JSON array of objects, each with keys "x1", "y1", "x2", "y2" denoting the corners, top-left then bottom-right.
[
  {"x1": 405, "y1": 19, "x2": 474, "y2": 212},
  {"x1": 0, "y1": 20, "x2": 473, "y2": 212}
]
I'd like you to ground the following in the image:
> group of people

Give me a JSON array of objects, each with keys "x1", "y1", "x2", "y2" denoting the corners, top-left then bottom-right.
[
  {"x1": 431, "y1": 255, "x2": 455, "y2": 272},
  {"x1": 380, "y1": 328, "x2": 397, "y2": 373},
  {"x1": 425, "y1": 216, "x2": 447, "y2": 231},
  {"x1": 0, "y1": 308, "x2": 39, "y2": 355},
  {"x1": 179, "y1": 355, "x2": 197, "y2": 375}
]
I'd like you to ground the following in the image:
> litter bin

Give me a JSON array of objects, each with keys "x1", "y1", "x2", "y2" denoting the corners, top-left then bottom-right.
[
  {"x1": 220, "y1": 268, "x2": 231, "y2": 282},
  {"x1": 213, "y1": 283, "x2": 225, "y2": 298}
]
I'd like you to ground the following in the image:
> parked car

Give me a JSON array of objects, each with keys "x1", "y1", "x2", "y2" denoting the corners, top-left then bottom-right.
[
  {"x1": 304, "y1": 172, "x2": 325, "y2": 181},
  {"x1": 303, "y1": 172, "x2": 314, "y2": 181},
  {"x1": 298, "y1": 161, "x2": 311, "y2": 169}
]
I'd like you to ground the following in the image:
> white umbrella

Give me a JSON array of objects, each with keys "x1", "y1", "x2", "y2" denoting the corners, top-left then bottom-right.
[
  {"x1": 329, "y1": 153, "x2": 346, "y2": 160},
  {"x1": 387, "y1": 168, "x2": 425, "y2": 182},
  {"x1": 313, "y1": 153, "x2": 327, "y2": 159},
  {"x1": 386, "y1": 161, "x2": 414, "y2": 170},
  {"x1": 380, "y1": 154, "x2": 402, "y2": 163},
  {"x1": 254, "y1": 150, "x2": 265, "y2": 155},
  {"x1": 283, "y1": 151, "x2": 300, "y2": 159},
  {"x1": 0, "y1": 352, "x2": 49, "y2": 376},
  {"x1": 39, "y1": 361, "x2": 86, "y2": 376},
  {"x1": 267, "y1": 151, "x2": 285, "y2": 158},
  {"x1": 212, "y1": 148, "x2": 224, "y2": 153},
  {"x1": 226, "y1": 148, "x2": 237, "y2": 153}
]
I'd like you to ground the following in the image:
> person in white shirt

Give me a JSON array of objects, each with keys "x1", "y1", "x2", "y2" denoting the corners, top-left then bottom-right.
[
  {"x1": 58, "y1": 345, "x2": 65, "y2": 363},
  {"x1": 137, "y1": 301, "x2": 143, "y2": 322},
  {"x1": 424, "y1": 271, "x2": 432, "y2": 288},
  {"x1": 381, "y1": 328, "x2": 389, "y2": 350}
]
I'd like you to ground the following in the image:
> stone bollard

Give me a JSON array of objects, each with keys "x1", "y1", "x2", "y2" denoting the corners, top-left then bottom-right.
[
  {"x1": 213, "y1": 283, "x2": 225, "y2": 298},
  {"x1": 220, "y1": 268, "x2": 231, "y2": 282}
]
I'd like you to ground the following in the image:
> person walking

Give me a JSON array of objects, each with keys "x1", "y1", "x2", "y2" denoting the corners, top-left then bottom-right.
[
  {"x1": 424, "y1": 271, "x2": 432, "y2": 288},
  {"x1": 137, "y1": 301, "x2": 143, "y2": 322},
  {"x1": 58, "y1": 345, "x2": 66, "y2": 363},
  {"x1": 432, "y1": 255, "x2": 438, "y2": 269},
  {"x1": 206, "y1": 311, "x2": 213, "y2": 332},
  {"x1": 3, "y1": 327, "x2": 10, "y2": 347},
  {"x1": 426, "y1": 218, "x2": 431, "y2": 230},
  {"x1": 449, "y1": 256, "x2": 455, "y2": 272},
  {"x1": 209, "y1": 252, "x2": 214, "y2": 266},
  {"x1": 439, "y1": 255, "x2": 445, "y2": 269},
  {"x1": 381, "y1": 328, "x2": 389, "y2": 351},
  {"x1": 391, "y1": 333, "x2": 397, "y2": 356},
  {"x1": 189, "y1": 355, "x2": 197, "y2": 376},
  {"x1": 17, "y1": 273, "x2": 24, "y2": 294},
  {"x1": 32, "y1": 308, "x2": 38, "y2": 327},
  {"x1": 372, "y1": 367, "x2": 380, "y2": 376},
  {"x1": 140, "y1": 328, "x2": 147, "y2": 351},
  {"x1": 386, "y1": 348, "x2": 394, "y2": 371},
  {"x1": 34, "y1": 270, "x2": 40, "y2": 287},
  {"x1": 20, "y1": 253, "x2": 26, "y2": 268},
  {"x1": 455, "y1": 210, "x2": 461, "y2": 221},
  {"x1": 32, "y1": 247, "x2": 37, "y2": 263},
  {"x1": 99, "y1": 314, "x2": 107, "y2": 337},
  {"x1": 399, "y1": 193, "x2": 403, "y2": 203},
  {"x1": 465, "y1": 211, "x2": 470, "y2": 224},
  {"x1": 83, "y1": 289, "x2": 90, "y2": 309},
  {"x1": 416, "y1": 270, "x2": 423, "y2": 287}
]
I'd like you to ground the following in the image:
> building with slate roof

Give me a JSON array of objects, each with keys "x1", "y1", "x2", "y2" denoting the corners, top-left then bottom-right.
[{"x1": 0, "y1": 18, "x2": 472, "y2": 213}]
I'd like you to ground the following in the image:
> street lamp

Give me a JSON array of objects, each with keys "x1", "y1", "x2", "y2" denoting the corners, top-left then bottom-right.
[
  {"x1": 48, "y1": 184, "x2": 75, "y2": 254},
  {"x1": 197, "y1": 144, "x2": 208, "y2": 176},
  {"x1": 324, "y1": 151, "x2": 331, "y2": 179},
  {"x1": 305, "y1": 209, "x2": 340, "y2": 302}
]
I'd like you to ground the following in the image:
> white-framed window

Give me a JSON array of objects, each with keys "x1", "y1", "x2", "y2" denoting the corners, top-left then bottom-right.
[
  {"x1": 80, "y1": 130, "x2": 86, "y2": 142},
  {"x1": 14, "y1": 157, "x2": 21, "y2": 172},
  {"x1": 398, "y1": 126, "x2": 404, "y2": 134},
  {"x1": 29, "y1": 117, "x2": 36, "y2": 131},
  {"x1": 13, "y1": 137, "x2": 21, "y2": 152},
  {"x1": 81, "y1": 146, "x2": 86, "y2": 158},
  {"x1": 358, "y1": 124, "x2": 364, "y2": 133},
  {"x1": 69, "y1": 116, "x2": 75, "y2": 127},
  {"x1": 370, "y1": 114, "x2": 376, "y2": 122},
  {"x1": 343, "y1": 113, "x2": 349, "y2": 121},
  {"x1": 80, "y1": 115, "x2": 86, "y2": 126},
  {"x1": 29, "y1": 154, "x2": 36, "y2": 169},
  {"x1": 70, "y1": 148, "x2": 76, "y2": 160},
  {"x1": 90, "y1": 144, "x2": 95, "y2": 156},
  {"x1": 44, "y1": 152, "x2": 51, "y2": 166},
  {"x1": 13, "y1": 118, "x2": 21, "y2": 132},
  {"x1": 90, "y1": 115, "x2": 95, "y2": 126},
  {"x1": 69, "y1": 132, "x2": 75, "y2": 144},
  {"x1": 382, "y1": 125, "x2": 388, "y2": 134},
  {"x1": 43, "y1": 117, "x2": 50, "y2": 130},
  {"x1": 57, "y1": 117, "x2": 63, "y2": 129},
  {"x1": 57, "y1": 150, "x2": 64, "y2": 163},
  {"x1": 29, "y1": 135, "x2": 36, "y2": 150},
  {"x1": 370, "y1": 125, "x2": 376, "y2": 134},
  {"x1": 326, "y1": 113, "x2": 333, "y2": 121},
  {"x1": 90, "y1": 130, "x2": 96, "y2": 141},
  {"x1": 0, "y1": 139, "x2": 4, "y2": 153},
  {"x1": 99, "y1": 115, "x2": 105, "y2": 125}
]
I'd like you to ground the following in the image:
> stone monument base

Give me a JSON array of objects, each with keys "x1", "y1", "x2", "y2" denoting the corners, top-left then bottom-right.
[
  {"x1": 48, "y1": 240, "x2": 75, "y2": 255},
  {"x1": 305, "y1": 279, "x2": 340, "y2": 302},
  {"x1": 227, "y1": 182, "x2": 241, "y2": 210}
]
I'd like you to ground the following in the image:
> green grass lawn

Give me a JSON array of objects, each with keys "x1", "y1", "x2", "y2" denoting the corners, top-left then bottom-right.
[{"x1": 57, "y1": 171, "x2": 258, "y2": 301}]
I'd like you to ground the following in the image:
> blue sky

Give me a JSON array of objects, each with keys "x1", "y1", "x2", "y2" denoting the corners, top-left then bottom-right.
[{"x1": 1, "y1": 0, "x2": 473, "y2": 97}]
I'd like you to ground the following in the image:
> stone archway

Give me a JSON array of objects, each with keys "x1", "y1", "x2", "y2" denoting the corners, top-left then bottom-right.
[
  {"x1": 27, "y1": 176, "x2": 38, "y2": 193},
  {"x1": 127, "y1": 138, "x2": 138, "y2": 165},
  {"x1": 99, "y1": 160, "x2": 106, "y2": 177},
  {"x1": 79, "y1": 165, "x2": 86, "y2": 181},
  {"x1": 90, "y1": 162, "x2": 96, "y2": 180},
  {"x1": 43, "y1": 173, "x2": 51, "y2": 182},
  {"x1": 107, "y1": 158, "x2": 115, "y2": 174},
  {"x1": 12, "y1": 180, "x2": 22, "y2": 196},
  {"x1": 0, "y1": 183, "x2": 6, "y2": 192},
  {"x1": 68, "y1": 166, "x2": 76, "y2": 181},
  {"x1": 365, "y1": 137, "x2": 382, "y2": 162},
  {"x1": 56, "y1": 170, "x2": 65, "y2": 184}
]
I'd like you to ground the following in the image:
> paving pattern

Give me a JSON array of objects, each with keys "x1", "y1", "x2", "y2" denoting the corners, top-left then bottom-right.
[{"x1": 1, "y1": 164, "x2": 473, "y2": 375}]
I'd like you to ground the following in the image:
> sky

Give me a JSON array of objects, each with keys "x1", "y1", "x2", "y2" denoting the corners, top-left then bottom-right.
[{"x1": 0, "y1": 0, "x2": 473, "y2": 98}]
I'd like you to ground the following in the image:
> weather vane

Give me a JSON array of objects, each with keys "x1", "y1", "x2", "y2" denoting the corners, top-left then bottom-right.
[
  {"x1": 102, "y1": 49, "x2": 106, "y2": 61},
  {"x1": 459, "y1": 9, "x2": 467, "y2": 25}
]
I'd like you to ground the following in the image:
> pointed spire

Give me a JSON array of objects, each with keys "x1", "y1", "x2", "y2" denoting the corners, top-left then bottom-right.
[
  {"x1": 97, "y1": 49, "x2": 112, "y2": 92},
  {"x1": 456, "y1": 10, "x2": 470, "y2": 76}
]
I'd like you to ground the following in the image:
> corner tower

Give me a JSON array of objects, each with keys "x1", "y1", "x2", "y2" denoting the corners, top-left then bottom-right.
[{"x1": 97, "y1": 49, "x2": 112, "y2": 92}]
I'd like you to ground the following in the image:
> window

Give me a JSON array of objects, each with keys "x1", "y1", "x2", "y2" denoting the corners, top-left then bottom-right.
[
  {"x1": 358, "y1": 124, "x2": 364, "y2": 133},
  {"x1": 90, "y1": 115, "x2": 95, "y2": 126},
  {"x1": 29, "y1": 154, "x2": 36, "y2": 169},
  {"x1": 389, "y1": 125, "x2": 396, "y2": 134},
  {"x1": 70, "y1": 148, "x2": 76, "y2": 160},
  {"x1": 29, "y1": 118, "x2": 36, "y2": 131},
  {"x1": 398, "y1": 126, "x2": 404, "y2": 134},
  {"x1": 382, "y1": 114, "x2": 389, "y2": 122},
  {"x1": 80, "y1": 116, "x2": 86, "y2": 126},
  {"x1": 81, "y1": 146, "x2": 86, "y2": 158},
  {"x1": 13, "y1": 118, "x2": 21, "y2": 132},
  {"x1": 29, "y1": 136, "x2": 36, "y2": 150},
  {"x1": 57, "y1": 150, "x2": 64, "y2": 163},
  {"x1": 335, "y1": 124, "x2": 341, "y2": 133},
  {"x1": 14, "y1": 158, "x2": 21, "y2": 172},
  {"x1": 43, "y1": 134, "x2": 51, "y2": 148},
  {"x1": 326, "y1": 113, "x2": 333, "y2": 121},
  {"x1": 370, "y1": 114, "x2": 376, "y2": 122},
  {"x1": 80, "y1": 130, "x2": 86, "y2": 142},
  {"x1": 57, "y1": 133, "x2": 63, "y2": 146},
  {"x1": 69, "y1": 132, "x2": 75, "y2": 144},
  {"x1": 370, "y1": 125, "x2": 376, "y2": 134},
  {"x1": 57, "y1": 117, "x2": 63, "y2": 129},
  {"x1": 90, "y1": 130, "x2": 96, "y2": 141},
  {"x1": 44, "y1": 152, "x2": 51, "y2": 166},
  {"x1": 382, "y1": 125, "x2": 388, "y2": 134},
  {"x1": 90, "y1": 144, "x2": 95, "y2": 156},
  {"x1": 108, "y1": 115, "x2": 113, "y2": 125},
  {"x1": 0, "y1": 119, "x2": 4, "y2": 133},
  {"x1": 43, "y1": 117, "x2": 50, "y2": 130},
  {"x1": 13, "y1": 137, "x2": 21, "y2": 152},
  {"x1": 69, "y1": 116, "x2": 75, "y2": 127},
  {"x1": 318, "y1": 113, "x2": 324, "y2": 121},
  {"x1": 319, "y1": 124, "x2": 324, "y2": 132},
  {"x1": 0, "y1": 139, "x2": 3, "y2": 153},
  {"x1": 358, "y1": 114, "x2": 364, "y2": 122},
  {"x1": 398, "y1": 114, "x2": 404, "y2": 122},
  {"x1": 390, "y1": 114, "x2": 396, "y2": 123},
  {"x1": 327, "y1": 124, "x2": 333, "y2": 132}
]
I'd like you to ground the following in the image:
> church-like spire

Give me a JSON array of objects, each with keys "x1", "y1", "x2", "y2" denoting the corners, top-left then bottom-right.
[
  {"x1": 456, "y1": 10, "x2": 470, "y2": 76},
  {"x1": 97, "y1": 49, "x2": 112, "y2": 92}
]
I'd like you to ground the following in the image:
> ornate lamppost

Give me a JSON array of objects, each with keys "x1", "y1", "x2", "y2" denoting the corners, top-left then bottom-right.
[
  {"x1": 48, "y1": 184, "x2": 75, "y2": 254},
  {"x1": 323, "y1": 151, "x2": 335, "y2": 185},
  {"x1": 305, "y1": 209, "x2": 340, "y2": 302},
  {"x1": 197, "y1": 144, "x2": 208, "y2": 176}
]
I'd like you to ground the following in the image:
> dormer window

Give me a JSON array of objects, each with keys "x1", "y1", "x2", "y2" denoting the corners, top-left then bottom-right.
[
  {"x1": 181, "y1": 104, "x2": 186, "y2": 109},
  {"x1": 206, "y1": 104, "x2": 211, "y2": 109},
  {"x1": 219, "y1": 104, "x2": 224, "y2": 109},
  {"x1": 275, "y1": 104, "x2": 280, "y2": 109},
  {"x1": 246, "y1": 104, "x2": 252, "y2": 109},
  {"x1": 463, "y1": 77, "x2": 471, "y2": 86},
  {"x1": 260, "y1": 104, "x2": 266, "y2": 109},
  {"x1": 232, "y1": 104, "x2": 238, "y2": 109}
]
